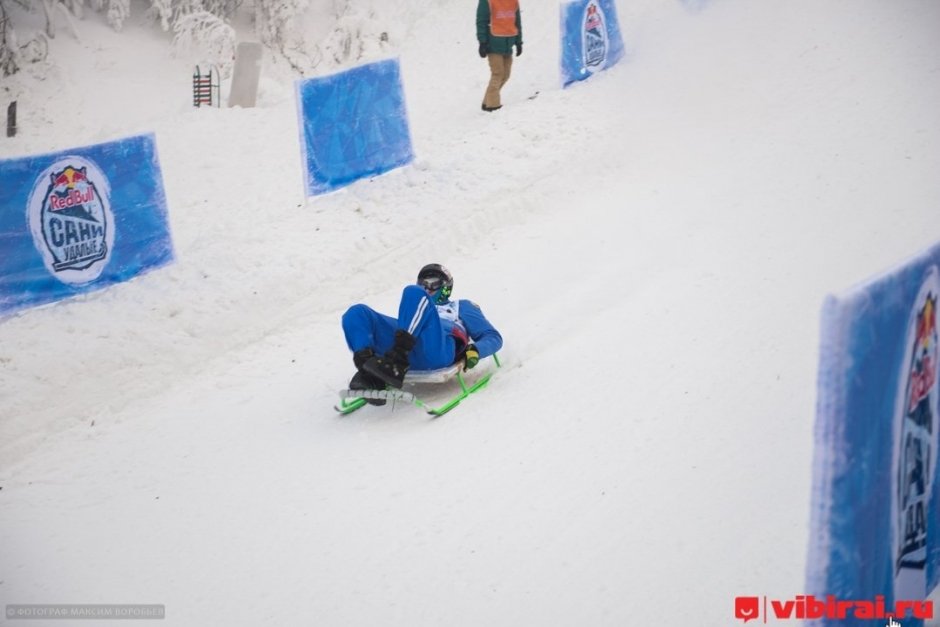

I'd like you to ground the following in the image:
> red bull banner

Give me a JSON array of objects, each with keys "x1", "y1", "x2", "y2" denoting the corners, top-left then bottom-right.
[
  {"x1": 560, "y1": 0, "x2": 625, "y2": 87},
  {"x1": 0, "y1": 135, "x2": 174, "y2": 317},
  {"x1": 807, "y1": 241, "x2": 940, "y2": 627}
]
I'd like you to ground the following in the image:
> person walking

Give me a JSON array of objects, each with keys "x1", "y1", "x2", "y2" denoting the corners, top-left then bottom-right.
[{"x1": 477, "y1": 0, "x2": 523, "y2": 112}]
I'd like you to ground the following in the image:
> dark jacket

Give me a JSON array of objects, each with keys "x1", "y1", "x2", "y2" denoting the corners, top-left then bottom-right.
[{"x1": 477, "y1": 0, "x2": 522, "y2": 55}]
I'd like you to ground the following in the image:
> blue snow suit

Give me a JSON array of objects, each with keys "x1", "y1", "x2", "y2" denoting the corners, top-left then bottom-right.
[{"x1": 342, "y1": 285, "x2": 503, "y2": 371}]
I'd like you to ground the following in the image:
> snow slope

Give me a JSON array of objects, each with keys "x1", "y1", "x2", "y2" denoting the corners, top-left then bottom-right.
[{"x1": 2, "y1": 1, "x2": 940, "y2": 625}]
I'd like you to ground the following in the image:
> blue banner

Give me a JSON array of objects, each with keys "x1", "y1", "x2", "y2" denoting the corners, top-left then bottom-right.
[
  {"x1": 560, "y1": 0, "x2": 625, "y2": 87},
  {"x1": 0, "y1": 135, "x2": 174, "y2": 317},
  {"x1": 295, "y1": 58, "x2": 414, "y2": 196},
  {"x1": 807, "y1": 243, "x2": 940, "y2": 626}
]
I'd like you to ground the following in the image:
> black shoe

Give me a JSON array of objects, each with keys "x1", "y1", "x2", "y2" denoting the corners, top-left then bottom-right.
[
  {"x1": 349, "y1": 370, "x2": 387, "y2": 406},
  {"x1": 363, "y1": 355, "x2": 408, "y2": 389},
  {"x1": 350, "y1": 348, "x2": 386, "y2": 405},
  {"x1": 363, "y1": 330, "x2": 416, "y2": 389},
  {"x1": 482, "y1": 104, "x2": 502, "y2": 112},
  {"x1": 353, "y1": 348, "x2": 374, "y2": 370}
]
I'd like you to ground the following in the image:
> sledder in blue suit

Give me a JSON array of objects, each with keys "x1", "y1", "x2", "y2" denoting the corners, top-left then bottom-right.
[{"x1": 342, "y1": 263, "x2": 502, "y2": 405}]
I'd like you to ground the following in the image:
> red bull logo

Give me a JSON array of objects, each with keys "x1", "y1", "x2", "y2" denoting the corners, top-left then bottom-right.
[
  {"x1": 585, "y1": 3, "x2": 602, "y2": 31},
  {"x1": 908, "y1": 296, "x2": 937, "y2": 413},
  {"x1": 52, "y1": 166, "x2": 88, "y2": 189},
  {"x1": 49, "y1": 188, "x2": 96, "y2": 211},
  {"x1": 48, "y1": 167, "x2": 95, "y2": 211},
  {"x1": 27, "y1": 158, "x2": 114, "y2": 285},
  {"x1": 582, "y1": 0, "x2": 608, "y2": 71}
]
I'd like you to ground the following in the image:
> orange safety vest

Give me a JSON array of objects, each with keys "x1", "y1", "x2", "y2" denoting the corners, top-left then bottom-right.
[{"x1": 488, "y1": 0, "x2": 519, "y2": 37}]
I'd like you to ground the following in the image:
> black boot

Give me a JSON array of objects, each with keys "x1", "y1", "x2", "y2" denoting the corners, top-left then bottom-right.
[
  {"x1": 353, "y1": 348, "x2": 374, "y2": 371},
  {"x1": 363, "y1": 330, "x2": 416, "y2": 389},
  {"x1": 350, "y1": 348, "x2": 386, "y2": 406}
]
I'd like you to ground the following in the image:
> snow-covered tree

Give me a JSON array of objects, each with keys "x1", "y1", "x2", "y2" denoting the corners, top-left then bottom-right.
[
  {"x1": 254, "y1": 0, "x2": 310, "y2": 48},
  {"x1": 0, "y1": 0, "x2": 370, "y2": 77},
  {"x1": 172, "y1": 9, "x2": 234, "y2": 71},
  {"x1": 105, "y1": 0, "x2": 128, "y2": 29},
  {"x1": 0, "y1": 0, "x2": 19, "y2": 77}
]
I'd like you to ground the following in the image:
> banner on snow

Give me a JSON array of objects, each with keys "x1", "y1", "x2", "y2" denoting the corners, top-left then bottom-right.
[
  {"x1": 807, "y1": 242, "x2": 940, "y2": 626},
  {"x1": 0, "y1": 134, "x2": 175, "y2": 317},
  {"x1": 295, "y1": 58, "x2": 414, "y2": 197},
  {"x1": 560, "y1": 0, "x2": 625, "y2": 87}
]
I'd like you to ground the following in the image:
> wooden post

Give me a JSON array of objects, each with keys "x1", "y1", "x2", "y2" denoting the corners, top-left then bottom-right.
[
  {"x1": 229, "y1": 42, "x2": 263, "y2": 108},
  {"x1": 6, "y1": 101, "x2": 15, "y2": 137}
]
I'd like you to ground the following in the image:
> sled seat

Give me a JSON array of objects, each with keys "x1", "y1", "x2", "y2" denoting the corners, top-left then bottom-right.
[
  {"x1": 403, "y1": 364, "x2": 462, "y2": 385},
  {"x1": 403, "y1": 351, "x2": 503, "y2": 385}
]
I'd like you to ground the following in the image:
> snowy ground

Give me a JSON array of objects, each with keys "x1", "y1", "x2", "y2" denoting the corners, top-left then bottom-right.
[{"x1": 2, "y1": 1, "x2": 940, "y2": 625}]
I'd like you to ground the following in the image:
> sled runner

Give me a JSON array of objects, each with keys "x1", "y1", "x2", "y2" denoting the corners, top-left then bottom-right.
[{"x1": 336, "y1": 354, "x2": 501, "y2": 417}]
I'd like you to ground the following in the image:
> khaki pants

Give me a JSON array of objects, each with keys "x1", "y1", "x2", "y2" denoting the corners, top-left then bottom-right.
[{"x1": 483, "y1": 53, "x2": 513, "y2": 109}]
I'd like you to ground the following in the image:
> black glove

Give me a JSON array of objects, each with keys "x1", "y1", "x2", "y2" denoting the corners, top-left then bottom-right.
[
  {"x1": 478, "y1": 42, "x2": 488, "y2": 58},
  {"x1": 515, "y1": 42, "x2": 522, "y2": 57}
]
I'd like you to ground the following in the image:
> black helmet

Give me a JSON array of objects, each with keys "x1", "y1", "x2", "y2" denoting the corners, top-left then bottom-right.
[{"x1": 417, "y1": 263, "x2": 453, "y2": 304}]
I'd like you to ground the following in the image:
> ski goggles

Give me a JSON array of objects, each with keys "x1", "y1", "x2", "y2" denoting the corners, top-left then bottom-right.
[{"x1": 419, "y1": 276, "x2": 446, "y2": 293}]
